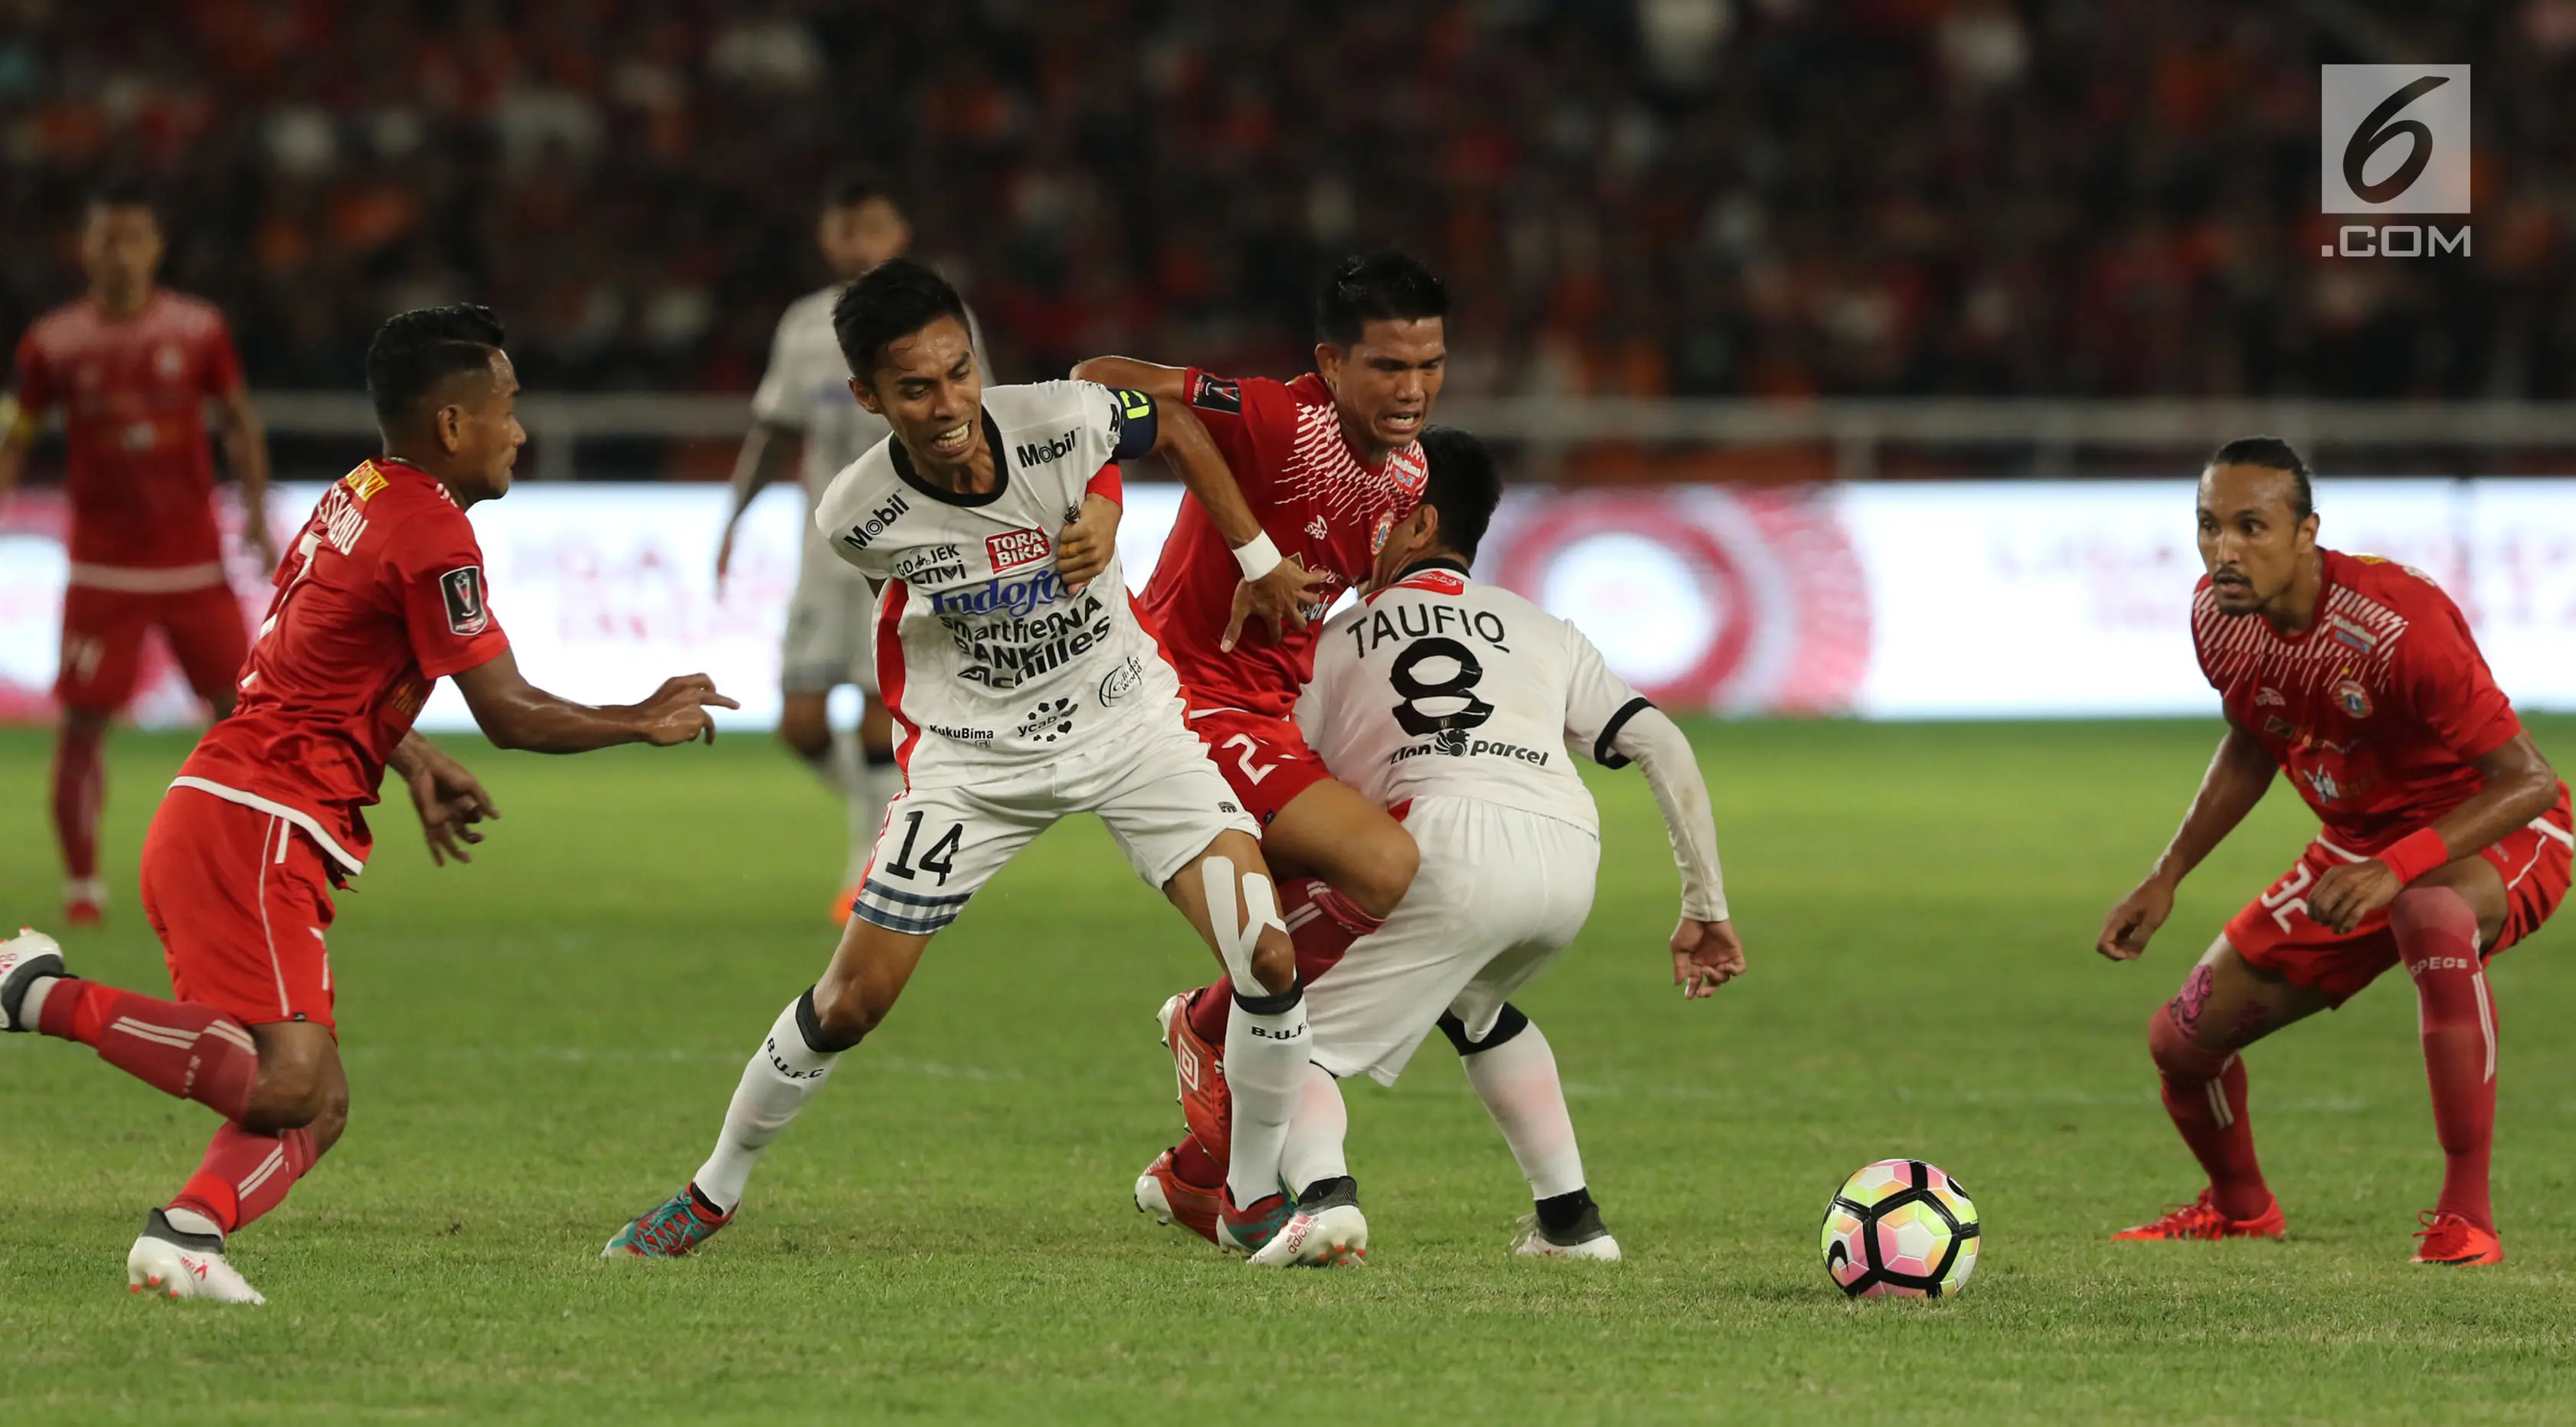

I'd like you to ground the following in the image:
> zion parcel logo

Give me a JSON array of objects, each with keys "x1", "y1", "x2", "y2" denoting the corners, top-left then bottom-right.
[{"x1": 2319, "y1": 65, "x2": 2470, "y2": 256}]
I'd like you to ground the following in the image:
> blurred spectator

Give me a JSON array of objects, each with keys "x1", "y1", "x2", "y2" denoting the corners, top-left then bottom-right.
[{"x1": 2, "y1": 0, "x2": 2568, "y2": 401}]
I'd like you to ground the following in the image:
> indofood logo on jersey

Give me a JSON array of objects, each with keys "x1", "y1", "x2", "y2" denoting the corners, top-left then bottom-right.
[{"x1": 932, "y1": 567, "x2": 1071, "y2": 620}]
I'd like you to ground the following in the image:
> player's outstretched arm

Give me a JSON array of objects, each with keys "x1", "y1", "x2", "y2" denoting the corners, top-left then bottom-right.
[
  {"x1": 453, "y1": 650, "x2": 738, "y2": 754},
  {"x1": 1603, "y1": 703, "x2": 1744, "y2": 997},
  {"x1": 388, "y1": 731, "x2": 499, "y2": 866},
  {"x1": 1068, "y1": 356, "x2": 1188, "y2": 401},
  {"x1": 2307, "y1": 730, "x2": 2561, "y2": 935},
  {"x1": 718, "y1": 420, "x2": 798, "y2": 587},
  {"x1": 2097, "y1": 723, "x2": 2274, "y2": 960},
  {"x1": 216, "y1": 384, "x2": 279, "y2": 571}
]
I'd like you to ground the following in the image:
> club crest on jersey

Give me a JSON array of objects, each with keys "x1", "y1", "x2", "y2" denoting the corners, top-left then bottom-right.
[
  {"x1": 1370, "y1": 508, "x2": 1396, "y2": 556},
  {"x1": 841, "y1": 494, "x2": 909, "y2": 551},
  {"x1": 2255, "y1": 686, "x2": 2285, "y2": 707},
  {"x1": 1188, "y1": 372, "x2": 1241, "y2": 414},
  {"x1": 440, "y1": 567, "x2": 490, "y2": 636},
  {"x1": 986, "y1": 527, "x2": 1053, "y2": 574},
  {"x1": 2334, "y1": 678, "x2": 2373, "y2": 719}
]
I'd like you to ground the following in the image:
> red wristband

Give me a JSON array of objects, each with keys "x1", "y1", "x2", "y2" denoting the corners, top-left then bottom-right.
[
  {"x1": 1084, "y1": 462, "x2": 1123, "y2": 505},
  {"x1": 2375, "y1": 828, "x2": 2450, "y2": 884}
]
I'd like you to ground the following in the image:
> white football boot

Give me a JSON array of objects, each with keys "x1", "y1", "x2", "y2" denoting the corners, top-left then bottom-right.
[
  {"x1": 1511, "y1": 1205, "x2": 1622, "y2": 1261},
  {"x1": 0, "y1": 927, "x2": 66, "y2": 1032},
  {"x1": 128, "y1": 1210, "x2": 266, "y2": 1305},
  {"x1": 1247, "y1": 1176, "x2": 1368, "y2": 1268}
]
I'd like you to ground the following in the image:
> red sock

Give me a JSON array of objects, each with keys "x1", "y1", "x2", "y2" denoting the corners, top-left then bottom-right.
[
  {"x1": 2393, "y1": 887, "x2": 2496, "y2": 1232},
  {"x1": 1185, "y1": 878, "x2": 1377, "y2": 1045},
  {"x1": 36, "y1": 978, "x2": 260, "y2": 1123},
  {"x1": 172, "y1": 1122, "x2": 319, "y2": 1234},
  {"x1": 51, "y1": 719, "x2": 105, "y2": 881},
  {"x1": 1169, "y1": 1130, "x2": 1224, "y2": 1191},
  {"x1": 2149, "y1": 1004, "x2": 2273, "y2": 1220}
]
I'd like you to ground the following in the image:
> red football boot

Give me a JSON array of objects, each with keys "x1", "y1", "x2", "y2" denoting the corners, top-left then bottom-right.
[
  {"x1": 1155, "y1": 991, "x2": 1231, "y2": 1165},
  {"x1": 1215, "y1": 1187, "x2": 1293, "y2": 1256},
  {"x1": 2411, "y1": 1210, "x2": 2503, "y2": 1265},
  {"x1": 2112, "y1": 1188, "x2": 2287, "y2": 1241},
  {"x1": 1134, "y1": 1144, "x2": 1223, "y2": 1246}
]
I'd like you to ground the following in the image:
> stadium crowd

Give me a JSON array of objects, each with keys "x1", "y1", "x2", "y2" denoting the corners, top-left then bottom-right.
[{"x1": 5, "y1": 0, "x2": 2574, "y2": 401}]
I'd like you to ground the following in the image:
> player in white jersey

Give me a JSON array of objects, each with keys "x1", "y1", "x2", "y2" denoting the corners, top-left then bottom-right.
[
  {"x1": 606, "y1": 259, "x2": 1320, "y2": 1260},
  {"x1": 1239, "y1": 428, "x2": 1747, "y2": 1267},
  {"x1": 714, "y1": 174, "x2": 993, "y2": 922}
]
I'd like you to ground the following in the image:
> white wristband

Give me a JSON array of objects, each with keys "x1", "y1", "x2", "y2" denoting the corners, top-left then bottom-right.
[{"x1": 1233, "y1": 531, "x2": 1283, "y2": 581}]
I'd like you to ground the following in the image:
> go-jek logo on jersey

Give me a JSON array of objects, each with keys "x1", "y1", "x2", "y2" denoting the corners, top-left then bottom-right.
[
  {"x1": 840, "y1": 493, "x2": 909, "y2": 551},
  {"x1": 1015, "y1": 429, "x2": 1079, "y2": 469},
  {"x1": 931, "y1": 567, "x2": 1071, "y2": 620}
]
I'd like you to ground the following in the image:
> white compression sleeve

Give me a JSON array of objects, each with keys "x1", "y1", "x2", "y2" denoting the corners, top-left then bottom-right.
[{"x1": 1611, "y1": 706, "x2": 1729, "y2": 922}]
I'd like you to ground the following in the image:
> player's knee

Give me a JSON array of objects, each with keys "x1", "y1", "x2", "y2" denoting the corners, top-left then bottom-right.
[
  {"x1": 243, "y1": 1058, "x2": 332, "y2": 1132},
  {"x1": 309, "y1": 1079, "x2": 352, "y2": 1154},
  {"x1": 2391, "y1": 883, "x2": 2480, "y2": 946},
  {"x1": 1345, "y1": 828, "x2": 1419, "y2": 919},
  {"x1": 2146, "y1": 1003, "x2": 2230, "y2": 1082},
  {"x1": 776, "y1": 714, "x2": 832, "y2": 763},
  {"x1": 1245, "y1": 929, "x2": 1297, "y2": 998}
]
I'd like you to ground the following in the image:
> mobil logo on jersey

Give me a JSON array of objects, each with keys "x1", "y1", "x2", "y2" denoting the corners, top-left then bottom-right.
[
  {"x1": 1014, "y1": 428, "x2": 1080, "y2": 469},
  {"x1": 840, "y1": 493, "x2": 910, "y2": 551}
]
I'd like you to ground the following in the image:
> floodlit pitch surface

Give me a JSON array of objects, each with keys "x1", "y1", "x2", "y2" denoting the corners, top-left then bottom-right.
[{"x1": 4, "y1": 720, "x2": 2574, "y2": 1425}]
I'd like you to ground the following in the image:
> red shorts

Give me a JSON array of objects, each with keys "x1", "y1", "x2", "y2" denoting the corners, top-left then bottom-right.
[
  {"x1": 138, "y1": 786, "x2": 341, "y2": 1030},
  {"x1": 56, "y1": 581, "x2": 250, "y2": 714},
  {"x1": 1182, "y1": 704, "x2": 1335, "y2": 827},
  {"x1": 2227, "y1": 793, "x2": 2574, "y2": 1004}
]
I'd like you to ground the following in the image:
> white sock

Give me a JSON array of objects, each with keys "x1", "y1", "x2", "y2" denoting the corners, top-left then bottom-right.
[
  {"x1": 848, "y1": 753, "x2": 899, "y2": 886},
  {"x1": 1278, "y1": 1061, "x2": 1349, "y2": 1197},
  {"x1": 692, "y1": 995, "x2": 847, "y2": 1213},
  {"x1": 19, "y1": 975, "x2": 60, "y2": 1031},
  {"x1": 1222, "y1": 987, "x2": 1309, "y2": 1205},
  {"x1": 1462, "y1": 1019, "x2": 1587, "y2": 1200}
]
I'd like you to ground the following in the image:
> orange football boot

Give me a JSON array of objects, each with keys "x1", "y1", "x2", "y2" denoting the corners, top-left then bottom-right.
[
  {"x1": 2411, "y1": 1210, "x2": 2502, "y2": 1265},
  {"x1": 1155, "y1": 991, "x2": 1231, "y2": 1164},
  {"x1": 2112, "y1": 1188, "x2": 2287, "y2": 1241}
]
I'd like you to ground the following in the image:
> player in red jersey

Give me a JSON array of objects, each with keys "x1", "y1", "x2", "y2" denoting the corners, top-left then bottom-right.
[
  {"x1": 0, "y1": 181, "x2": 279, "y2": 926},
  {"x1": 1073, "y1": 251, "x2": 1447, "y2": 1222},
  {"x1": 2097, "y1": 439, "x2": 2569, "y2": 1266},
  {"x1": 0, "y1": 305, "x2": 734, "y2": 1303}
]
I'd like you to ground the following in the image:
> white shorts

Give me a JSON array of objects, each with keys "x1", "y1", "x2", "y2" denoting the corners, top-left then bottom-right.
[
  {"x1": 849, "y1": 700, "x2": 1260, "y2": 936},
  {"x1": 781, "y1": 542, "x2": 878, "y2": 696},
  {"x1": 1306, "y1": 796, "x2": 1600, "y2": 1086}
]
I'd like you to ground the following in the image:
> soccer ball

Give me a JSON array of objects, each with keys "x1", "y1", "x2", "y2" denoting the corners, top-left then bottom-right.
[{"x1": 1820, "y1": 1158, "x2": 1981, "y2": 1298}]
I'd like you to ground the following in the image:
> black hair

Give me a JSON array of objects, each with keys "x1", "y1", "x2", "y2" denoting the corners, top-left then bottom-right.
[
  {"x1": 367, "y1": 304, "x2": 507, "y2": 428},
  {"x1": 823, "y1": 168, "x2": 890, "y2": 213},
  {"x1": 831, "y1": 257, "x2": 968, "y2": 383},
  {"x1": 1417, "y1": 426, "x2": 1503, "y2": 563},
  {"x1": 88, "y1": 176, "x2": 157, "y2": 216},
  {"x1": 1316, "y1": 250, "x2": 1449, "y2": 349},
  {"x1": 2206, "y1": 435, "x2": 2314, "y2": 521}
]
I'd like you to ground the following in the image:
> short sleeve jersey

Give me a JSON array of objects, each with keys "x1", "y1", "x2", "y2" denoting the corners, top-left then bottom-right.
[
  {"x1": 176, "y1": 459, "x2": 511, "y2": 871},
  {"x1": 1136, "y1": 370, "x2": 1427, "y2": 717},
  {"x1": 811, "y1": 380, "x2": 1169, "y2": 785},
  {"x1": 1293, "y1": 561, "x2": 1652, "y2": 837},
  {"x1": 11, "y1": 292, "x2": 244, "y2": 572},
  {"x1": 2194, "y1": 548, "x2": 2525, "y2": 853}
]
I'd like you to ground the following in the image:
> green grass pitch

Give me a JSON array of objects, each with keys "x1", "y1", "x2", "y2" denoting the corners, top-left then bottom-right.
[{"x1": 5, "y1": 719, "x2": 2576, "y2": 1424}]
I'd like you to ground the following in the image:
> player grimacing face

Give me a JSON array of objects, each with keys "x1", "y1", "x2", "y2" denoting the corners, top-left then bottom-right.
[
  {"x1": 1316, "y1": 317, "x2": 1447, "y2": 457},
  {"x1": 437, "y1": 352, "x2": 527, "y2": 507},
  {"x1": 80, "y1": 204, "x2": 164, "y2": 306},
  {"x1": 852, "y1": 316, "x2": 985, "y2": 478},
  {"x1": 2196, "y1": 462, "x2": 2319, "y2": 617},
  {"x1": 819, "y1": 198, "x2": 912, "y2": 282}
]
